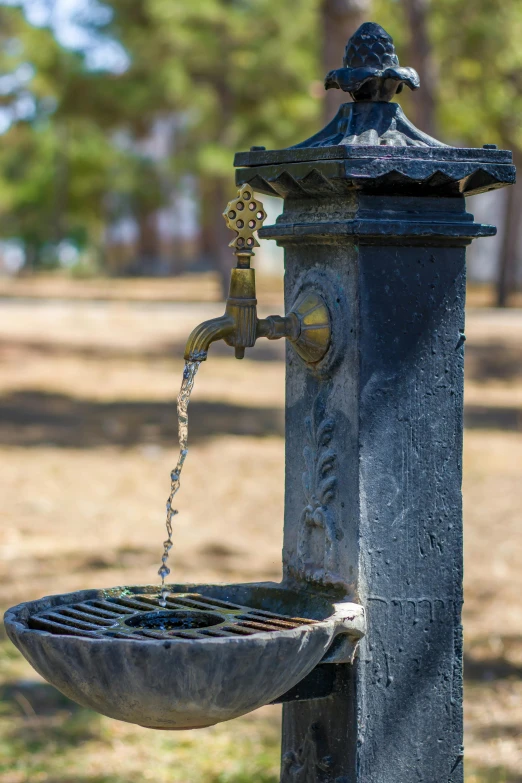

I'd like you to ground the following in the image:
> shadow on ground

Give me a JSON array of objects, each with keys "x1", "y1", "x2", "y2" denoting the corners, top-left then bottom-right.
[
  {"x1": 0, "y1": 390, "x2": 285, "y2": 447},
  {"x1": 464, "y1": 405, "x2": 522, "y2": 431},
  {"x1": 466, "y1": 342, "x2": 522, "y2": 383},
  {"x1": 464, "y1": 633, "x2": 522, "y2": 682},
  {"x1": 0, "y1": 679, "x2": 104, "y2": 752},
  {"x1": 1, "y1": 389, "x2": 520, "y2": 449},
  {"x1": 0, "y1": 539, "x2": 257, "y2": 586},
  {"x1": 0, "y1": 335, "x2": 285, "y2": 363},
  {"x1": 2, "y1": 327, "x2": 521, "y2": 372},
  {"x1": 465, "y1": 765, "x2": 521, "y2": 783},
  {"x1": 464, "y1": 654, "x2": 522, "y2": 681},
  {"x1": 1, "y1": 679, "x2": 82, "y2": 717},
  {"x1": 0, "y1": 676, "x2": 279, "y2": 783}
]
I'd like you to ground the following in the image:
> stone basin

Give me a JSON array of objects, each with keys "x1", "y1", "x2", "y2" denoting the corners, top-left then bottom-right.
[{"x1": 4, "y1": 582, "x2": 364, "y2": 730}]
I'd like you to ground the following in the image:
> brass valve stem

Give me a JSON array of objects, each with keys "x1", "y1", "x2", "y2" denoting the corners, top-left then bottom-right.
[
  {"x1": 224, "y1": 267, "x2": 258, "y2": 359},
  {"x1": 235, "y1": 251, "x2": 253, "y2": 269}
]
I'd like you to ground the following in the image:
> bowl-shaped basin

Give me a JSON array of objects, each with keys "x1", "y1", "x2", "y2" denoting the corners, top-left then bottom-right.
[{"x1": 4, "y1": 582, "x2": 364, "y2": 729}]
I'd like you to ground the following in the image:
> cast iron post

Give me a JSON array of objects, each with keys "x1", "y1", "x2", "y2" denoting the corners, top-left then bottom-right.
[{"x1": 236, "y1": 23, "x2": 515, "y2": 783}]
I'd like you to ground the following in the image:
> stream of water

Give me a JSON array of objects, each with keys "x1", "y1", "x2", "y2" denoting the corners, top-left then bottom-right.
[{"x1": 157, "y1": 360, "x2": 201, "y2": 607}]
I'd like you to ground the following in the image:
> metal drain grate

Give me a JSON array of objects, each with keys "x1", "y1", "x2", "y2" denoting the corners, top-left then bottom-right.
[{"x1": 28, "y1": 592, "x2": 316, "y2": 641}]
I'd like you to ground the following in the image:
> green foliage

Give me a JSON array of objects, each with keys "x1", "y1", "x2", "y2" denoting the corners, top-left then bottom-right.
[
  {"x1": 372, "y1": 0, "x2": 522, "y2": 150},
  {"x1": 0, "y1": 630, "x2": 280, "y2": 783},
  {"x1": 0, "y1": 7, "x2": 115, "y2": 261},
  {"x1": 432, "y1": 0, "x2": 522, "y2": 149},
  {"x1": 0, "y1": 0, "x2": 521, "y2": 271},
  {"x1": 0, "y1": 0, "x2": 322, "y2": 269},
  {"x1": 102, "y1": 0, "x2": 320, "y2": 173}
]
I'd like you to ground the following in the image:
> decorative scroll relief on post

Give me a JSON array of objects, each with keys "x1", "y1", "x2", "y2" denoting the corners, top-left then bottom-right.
[
  {"x1": 282, "y1": 722, "x2": 347, "y2": 783},
  {"x1": 296, "y1": 390, "x2": 344, "y2": 587}
]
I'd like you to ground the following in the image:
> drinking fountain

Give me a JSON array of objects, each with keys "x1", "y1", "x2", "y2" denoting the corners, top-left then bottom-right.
[
  {"x1": 5, "y1": 176, "x2": 365, "y2": 731},
  {"x1": 4, "y1": 21, "x2": 516, "y2": 780}
]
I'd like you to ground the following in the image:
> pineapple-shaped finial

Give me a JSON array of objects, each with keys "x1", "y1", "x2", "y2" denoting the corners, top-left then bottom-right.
[
  {"x1": 343, "y1": 22, "x2": 399, "y2": 70},
  {"x1": 325, "y1": 22, "x2": 419, "y2": 103}
]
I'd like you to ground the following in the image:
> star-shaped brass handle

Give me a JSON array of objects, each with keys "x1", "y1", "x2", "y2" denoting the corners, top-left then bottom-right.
[{"x1": 223, "y1": 185, "x2": 267, "y2": 253}]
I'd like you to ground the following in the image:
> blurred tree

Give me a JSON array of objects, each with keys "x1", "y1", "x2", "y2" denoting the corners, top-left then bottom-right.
[
  {"x1": 101, "y1": 0, "x2": 320, "y2": 291},
  {"x1": 0, "y1": 2, "x2": 166, "y2": 271},
  {"x1": 321, "y1": 0, "x2": 372, "y2": 123},
  {"x1": 0, "y1": 10, "x2": 76, "y2": 262},
  {"x1": 432, "y1": 0, "x2": 522, "y2": 305},
  {"x1": 0, "y1": 1, "x2": 327, "y2": 284},
  {"x1": 3, "y1": 0, "x2": 520, "y2": 299},
  {"x1": 373, "y1": 0, "x2": 522, "y2": 305},
  {"x1": 0, "y1": 0, "x2": 320, "y2": 283},
  {"x1": 402, "y1": 0, "x2": 437, "y2": 137},
  {"x1": 0, "y1": 9, "x2": 100, "y2": 265}
]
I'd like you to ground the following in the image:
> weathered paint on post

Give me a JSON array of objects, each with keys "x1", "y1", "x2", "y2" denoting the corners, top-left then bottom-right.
[
  {"x1": 276, "y1": 193, "x2": 470, "y2": 783},
  {"x1": 236, "y1": 22, "x2": 515, "y2": 783}
]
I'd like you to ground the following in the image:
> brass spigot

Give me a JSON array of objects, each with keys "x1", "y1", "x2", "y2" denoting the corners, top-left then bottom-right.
[{"x1": 184, "y1": 186, "x2": 331, "y2": 364}]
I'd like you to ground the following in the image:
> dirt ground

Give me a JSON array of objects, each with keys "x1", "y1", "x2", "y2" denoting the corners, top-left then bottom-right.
[{"x1": 0, "y1": 275, "x2": 521, "y2": 782}]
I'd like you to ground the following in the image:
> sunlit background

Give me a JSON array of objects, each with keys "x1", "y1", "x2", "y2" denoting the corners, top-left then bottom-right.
[{"x1": 0, "y1": 2, "x2": 520, "y2": 782}]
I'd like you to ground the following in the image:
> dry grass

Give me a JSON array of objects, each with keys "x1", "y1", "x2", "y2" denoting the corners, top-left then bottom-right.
[
  {"x1": 0, "y1": 279, "x2": 520, "y2": 782},
  {"x1": 0, "y1": 273, "x2": 518, "y2": 308},
  {"x1": 0, "y1": 271, "x2": 285, "y2": 308}
]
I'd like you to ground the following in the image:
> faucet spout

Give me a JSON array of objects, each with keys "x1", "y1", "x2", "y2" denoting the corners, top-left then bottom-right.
[
  {"x1": 184, "y1": 314, "x2": 235, "y2": 361},
  {"x1": 182, "y1": 187, "x2": 331, "y2": 365}
]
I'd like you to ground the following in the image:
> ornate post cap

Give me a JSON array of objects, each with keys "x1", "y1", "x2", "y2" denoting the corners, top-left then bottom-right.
[
  {"x1": 293, "y1": 21, "x2": 442, "y2": 149},
  {"x1": 325, "y1": 22, "x2": 420, "y2": 102},
  {"x1": 234, "y1": 21, "x2": 515, "y2": 199}
]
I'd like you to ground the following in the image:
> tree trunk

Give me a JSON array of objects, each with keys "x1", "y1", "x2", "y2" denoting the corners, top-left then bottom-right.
[
  {"x1": 23, "y1": 242, "x2": 39, "y2": 274},
  {"x1": 321, "y1": 0, "x2": 372, "y2": 124},
  {"x1": 53, "y1": 123, "x2": 69, "y2": 247},
  {"x1": 136, "y1": 210, "x2": 161, "y2": 276},
  {"x1": 402, "y1": 0, "x2": 437, "y2": 138},
  {"x1": 200, "y1": 176, "x2": 233, "y2": 300},
  {"x1": 497, "y1": 148, "x2": 522, "y2": 307}
]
